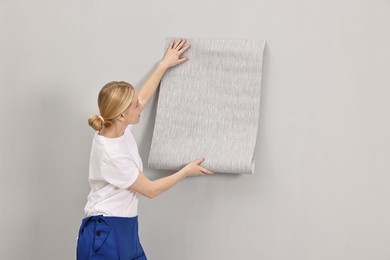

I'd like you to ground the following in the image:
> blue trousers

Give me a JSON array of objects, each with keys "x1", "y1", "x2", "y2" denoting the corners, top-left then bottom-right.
[{"x1": 76, "y1": 215, "x2": 147, "y2": 260}]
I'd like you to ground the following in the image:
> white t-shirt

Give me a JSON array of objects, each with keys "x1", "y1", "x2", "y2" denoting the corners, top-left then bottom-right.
[{"x1": 84, "y1": 125, "x2": 143, "y2": 217}]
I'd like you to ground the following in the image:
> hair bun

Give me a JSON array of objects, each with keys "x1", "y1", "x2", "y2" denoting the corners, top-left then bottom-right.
[
  {"x1": 88, "y1": 114, "x2": 105, "y2": 131},
  {"x1": 97, "y1": 115, "x2": 105, "y2": 123}
]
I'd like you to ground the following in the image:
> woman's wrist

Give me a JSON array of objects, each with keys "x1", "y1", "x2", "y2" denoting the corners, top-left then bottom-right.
[
  {"x1": 158, "y1": 61, "x2": 170, "y2": 71},
  {"x1": 177, "y1": 168, "x2": 188, "y2": 179}
]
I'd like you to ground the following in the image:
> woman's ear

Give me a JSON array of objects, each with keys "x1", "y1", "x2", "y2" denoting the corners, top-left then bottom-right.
[{"x1": 117, "y1": 113, "x2": 125, "y2": 122}]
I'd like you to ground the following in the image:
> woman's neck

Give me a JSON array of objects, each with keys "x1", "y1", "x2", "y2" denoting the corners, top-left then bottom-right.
[{"x1": 99, "y1": 125, "x2": 126, "y2": 138}]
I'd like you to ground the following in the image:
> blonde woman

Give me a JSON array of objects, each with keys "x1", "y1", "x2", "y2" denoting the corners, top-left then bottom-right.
[{"x1": 76, "y1": 38, "x2": 215, "y2": 260}]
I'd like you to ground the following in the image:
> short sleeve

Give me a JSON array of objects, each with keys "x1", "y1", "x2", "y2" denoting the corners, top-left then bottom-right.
[{"x1": 101, "y1": 156, "x2": 140, "y2": 189}]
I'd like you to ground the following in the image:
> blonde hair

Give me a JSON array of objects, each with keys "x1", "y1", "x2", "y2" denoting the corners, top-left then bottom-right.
[{"x1": 88, "y1": 81, "x2": 135, "y2": 131}]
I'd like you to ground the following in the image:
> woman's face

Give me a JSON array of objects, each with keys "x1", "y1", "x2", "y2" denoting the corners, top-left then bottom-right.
[{"x1": 122, "y1": 91, "x2": 143, "y2": 124}]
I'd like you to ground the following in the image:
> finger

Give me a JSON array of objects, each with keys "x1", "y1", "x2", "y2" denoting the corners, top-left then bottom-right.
[
  {"x1": 200, "y1": 166, "x2": 214, "y2": 174},
  {"x1": 177, "y1": 57, "x2": 189, "y2": 64},
  {"x1": 176, "y1": 39, "x2": 186, "y2": 50},
  {"x1": 169, "y1": 39, "x2": 174, "y2": 49},
  {"x1": 179, "y1": 44, "x2": 191, "y2": 54},
  {"x1": 173, "y1": 38, "x2": 183, "y2": 49},
  {"x1": 195, "y1": 157, "x2": 205, "y2": 164}
]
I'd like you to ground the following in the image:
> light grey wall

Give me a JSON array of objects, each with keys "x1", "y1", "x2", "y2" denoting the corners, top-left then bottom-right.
[{"x1": 1, "y1": 0, "x2": 389, "y2": 259}]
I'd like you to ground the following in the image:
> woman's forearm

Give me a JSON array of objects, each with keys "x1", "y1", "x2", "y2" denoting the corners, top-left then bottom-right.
[
  {"x1": 150, "y1": 169, "x2": 187, "y2": 198},
  {"x1": 138, "y1": 62, "x2": 169, "y2": 107},
  {"x1": 139, "y1": 38, "x2": 190, "y2": 107},
  {"x1": 130, "y1": 157, "x2": 210, "y2": 199}
]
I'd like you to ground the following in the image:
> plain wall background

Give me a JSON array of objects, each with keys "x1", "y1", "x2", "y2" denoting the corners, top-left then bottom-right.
[{"x1": 1, "y1": 0, "x2": 389, "y2": 259}]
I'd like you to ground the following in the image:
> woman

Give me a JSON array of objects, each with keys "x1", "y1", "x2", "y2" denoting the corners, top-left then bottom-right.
[{"x1": 76, "y1": 38, "x2": 215, "y2": 260}]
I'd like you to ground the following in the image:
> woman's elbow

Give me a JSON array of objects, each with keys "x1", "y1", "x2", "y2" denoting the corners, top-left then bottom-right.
[
  {"x1": 142, "y1": 187, "x2": 158, "y2": 199},
  {"x1": 145, "y1": 191, "x2": 157, "y2": 199},
  {"x1": 130, "y1": 172, "x2": 158, "y2": 199},
  {"x1": 133, "y1": 189, "x2": 156, "y2": 199}
]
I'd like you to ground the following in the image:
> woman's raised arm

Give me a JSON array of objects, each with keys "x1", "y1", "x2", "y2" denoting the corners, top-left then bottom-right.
[{"x1": 138, "y1": 38, "x2": 191, "y2": 108}]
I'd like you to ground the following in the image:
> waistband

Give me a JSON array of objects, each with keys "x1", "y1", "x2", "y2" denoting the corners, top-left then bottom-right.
[
  {"x1": 81, "y1": 215, "x2": 138, "y2": 232},
  {"x1": 83, "y1": 214, "x2": 138, "y2": 221}
]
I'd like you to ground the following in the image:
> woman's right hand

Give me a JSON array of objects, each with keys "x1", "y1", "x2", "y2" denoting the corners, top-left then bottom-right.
[
  {"x1": 159, "y1": 38, "x2": 191, "y2": 69},
  {"x1": 181, "y1": 157, "x2": 215, "y2": 177}
]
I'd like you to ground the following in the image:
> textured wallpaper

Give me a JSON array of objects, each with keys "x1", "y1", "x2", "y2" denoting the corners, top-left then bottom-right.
[{"x1": 148, "y1": 37, "x2": 266, "y2": 174}]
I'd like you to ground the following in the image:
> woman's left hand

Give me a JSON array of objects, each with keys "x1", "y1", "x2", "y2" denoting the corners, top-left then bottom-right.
[{"x1": 160, "y1": 38, "x2": 191, "y2": 69}]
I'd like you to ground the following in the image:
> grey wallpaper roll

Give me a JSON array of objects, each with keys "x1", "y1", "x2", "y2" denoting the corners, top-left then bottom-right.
[{"x1": 148, "y1": 37, "x2": 266, "y2": 174}]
